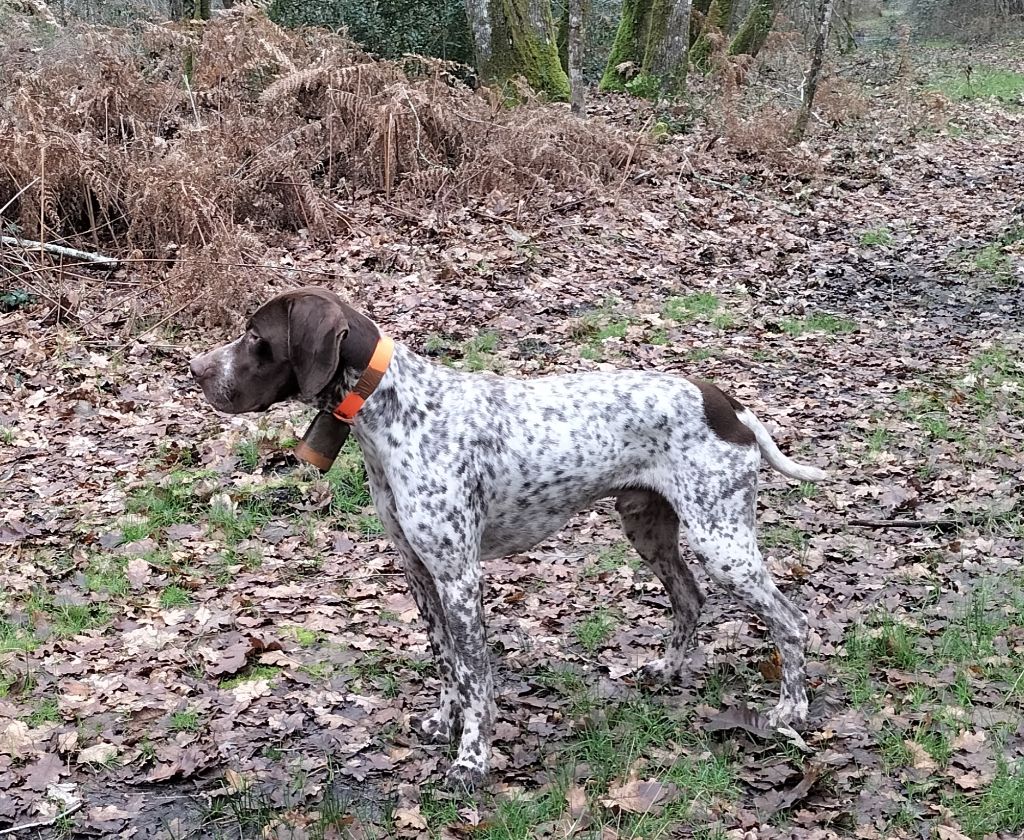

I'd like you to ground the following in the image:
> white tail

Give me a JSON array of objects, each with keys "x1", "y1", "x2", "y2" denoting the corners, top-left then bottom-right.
[{"x1": 736, "y1": 409, "x2": 829, "y2": 482}]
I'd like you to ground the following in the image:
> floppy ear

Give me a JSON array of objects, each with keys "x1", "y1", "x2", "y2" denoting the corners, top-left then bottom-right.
[{"x1": 287, "y1": 294, "x2": 348, "y2": 398}]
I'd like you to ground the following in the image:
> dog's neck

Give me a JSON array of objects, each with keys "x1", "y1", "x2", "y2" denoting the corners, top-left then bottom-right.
[
  {"x1": 332, "y1": 343, "x2": 440, "y2": 439},
  {"x1": 316, "y1": 304, "x2": 387, "y2": 406}
]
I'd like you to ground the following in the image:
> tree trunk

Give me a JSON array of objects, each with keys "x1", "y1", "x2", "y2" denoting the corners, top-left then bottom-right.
[
  {"x1": 691, "y1": 0, "x2": 733, "y2": 70},
  {"x1": 600, "y1": 0, "x2": 693, "y2": 93},
  {"x1": 568, "y1": 0, "x2": 586, "y2": 114},
  {"x1": 650, "y1": 0, "x2": 692, "y2": 93},
  {"x1": 728, "y1": 0, "x2": 777, "y2": 58},
  {"x1": 790, "y1": 0, "x2": 834, "y2": 143},
  {"x1": 464, "y1": 0, "x2": 570, "y2": 100}
]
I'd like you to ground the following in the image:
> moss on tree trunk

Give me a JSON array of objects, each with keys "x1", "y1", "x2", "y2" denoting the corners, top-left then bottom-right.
[
  {"x1": 600, "y1": 0, "x2": 656, "y2": 91},
  {"x1": 728, "y1": 0, "x2": 776, "y2": 57},
  {"x1": 690, "y1": 0, "x2": 733, "y2": 70},
  {"x1": 600, "y1": 0, "x2": 690, "y2": 93},
  {"x1": 465, "y1": 0, "x2": 570, "y2": 100}
]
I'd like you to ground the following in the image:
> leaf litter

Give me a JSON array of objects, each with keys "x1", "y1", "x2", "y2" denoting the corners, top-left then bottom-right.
[{"x1": 1, "y1": 24, "x2": 1024, "y2": 840}]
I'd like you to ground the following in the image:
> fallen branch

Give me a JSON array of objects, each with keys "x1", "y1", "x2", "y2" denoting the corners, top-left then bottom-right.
[
  {"x1": 848, "y1": 518, "x2": 960, "y2": 529},
  {"x1": 1, "y1": 236, "x2": 119, "y2": 269},
  {"x1": 0, "y1": 802, "x2": 83, "y2": 836}
]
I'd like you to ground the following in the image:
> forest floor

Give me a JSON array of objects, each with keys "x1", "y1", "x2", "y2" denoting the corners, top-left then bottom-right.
[{"x1": 2, "y1": 19, "x2": 1024, "y2": 840}]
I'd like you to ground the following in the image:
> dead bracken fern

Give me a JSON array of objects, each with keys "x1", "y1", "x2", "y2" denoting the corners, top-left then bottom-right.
[{"x1": 0, "y1": 9, "x2": 636, "y2": 324}]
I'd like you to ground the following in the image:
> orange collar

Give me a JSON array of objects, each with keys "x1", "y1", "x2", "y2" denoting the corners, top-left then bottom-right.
[{"x1": 331, "y1": 334, "x2": 394, "y2": 424}]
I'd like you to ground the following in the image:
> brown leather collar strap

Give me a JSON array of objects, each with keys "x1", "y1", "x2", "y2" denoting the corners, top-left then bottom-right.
[{"x1": 332, "y1": 335, "x2": 394, "y2": 424}]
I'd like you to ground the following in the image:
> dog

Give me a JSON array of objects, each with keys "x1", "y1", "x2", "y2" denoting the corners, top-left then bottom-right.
[{"x1": 190, "y1": 286, "x2": 828, "y2": 789}]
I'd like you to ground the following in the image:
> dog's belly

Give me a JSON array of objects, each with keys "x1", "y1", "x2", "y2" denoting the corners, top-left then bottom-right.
[{"x1": 478, "y1": 482, "x2": 608, "y2": 560}]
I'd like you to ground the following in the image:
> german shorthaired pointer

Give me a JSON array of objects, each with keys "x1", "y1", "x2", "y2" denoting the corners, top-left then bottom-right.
[{"x1": 190, "y1": 287, "x2": 828, "y2": 789}]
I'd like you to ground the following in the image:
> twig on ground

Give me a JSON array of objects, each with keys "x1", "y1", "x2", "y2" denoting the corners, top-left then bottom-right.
[
  {"x1": 1, "y1": 236, "x2": 119, "y2": 268},
  {"x1": 848, "y1": 518, "x2": 960, "y2": 529},
  {"x1": 0, "y1": 802, "x2": 83, "y2": 836}
]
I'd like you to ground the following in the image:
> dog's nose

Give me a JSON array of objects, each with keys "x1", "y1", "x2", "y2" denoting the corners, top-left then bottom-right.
[{"x1": 189, "y1": 355, "x2": 209, "y2": 381}]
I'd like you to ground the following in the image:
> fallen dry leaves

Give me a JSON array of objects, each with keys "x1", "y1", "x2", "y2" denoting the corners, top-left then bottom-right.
[{"x1": 1, "y1": 26, "x2": 1024, "y2": 840}]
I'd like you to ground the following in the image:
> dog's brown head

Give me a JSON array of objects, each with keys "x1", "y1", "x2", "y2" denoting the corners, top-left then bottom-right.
[{"x1": 189, "y1": 287, "x2": 373, "y2": 414}]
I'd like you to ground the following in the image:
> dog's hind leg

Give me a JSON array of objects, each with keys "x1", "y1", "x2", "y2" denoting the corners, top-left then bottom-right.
[
  {"x1": 616, "y1": 489, "x2": 705, "y2": 684},
  {"x1": 683, "y1": 507, "x2": 809, "y2": 726}
]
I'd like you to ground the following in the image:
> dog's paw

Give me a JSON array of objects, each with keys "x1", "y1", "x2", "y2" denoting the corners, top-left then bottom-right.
[
  {"x1": 636, "y1": 658, "x2": 678, "y2": 687},
  {"x1": 443, "y1": 759, "x2": 487, "y2": 792},
  {"x1": 768, "y1": 696, "x2": 808, "y2": 729},
  {"x1": 411, "y1": 708, "x2": 456, "y2": 744}
]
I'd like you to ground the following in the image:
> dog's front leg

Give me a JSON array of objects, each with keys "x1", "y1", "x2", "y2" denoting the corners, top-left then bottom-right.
[
  {"x1": 365, "y1": 468, "x2": 463, "y2": 743},
  {"x1": 401, "y1": 519, "x2": 493, "y2": 788},
  {"x1": 401, "y1": 549, "x2": 461, "y2": 743},
  {"x1": 434, "y1": 561, "x2": 494, "y2": 790}
]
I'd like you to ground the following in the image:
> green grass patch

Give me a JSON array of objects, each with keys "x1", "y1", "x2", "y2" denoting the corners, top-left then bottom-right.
[
  {"x1": 934, "y1": 66, "x2": 1024, "y2": 103},
  {"x1": 84, "y1": 555, "x2": 129, "y2": 597},
  {"x1": 24, "y1": 698, "x2": 60, "y2": 726},
  {"x1": 920, "y1": 411, "x2": 962, "y2": 442},
  {"x1": 355, "y1": 513, "x2": 384, "y2": 536},
  {"x1": 220, "y1": 665, "x2": 281, "y2": 690},
  {"x1": 859, "y1": 226, "x2": 893, "y2": 247},
  {"x1": 779, "y1": 313, "x2": 857, "y2": 337},
  {"x1": 0, "y1": 672, "x2": 15, "y2": 698},
  {"x1": 955, "y1": 226, "x2": 1023, "y2": 286},
  {"x1": 897, "y1": 388, "x2": 964, "y2": 440},
  {"x1": 573, "y1": 608, "x2": 618, "y2": 654},
  {"x1": 761, "y1": 525, "x2": 809, "y2": 551},
  {"x1": 170, "y1": 708, "x2": 203, "y2": 732},
  {"x1": 663, "y1": 292, "x2": 719, "y2": 322},
  {"x1": 568, "y1": 696, "x2": 738, "y2": 805},
  {"x1": 867, "y1": 425, "x2": 891, "y2": 454},
  {"x1": 159, "y1": 585, "x2": 192, "y2": 609},
  {"x1": 197, "y1": 773, "x2": 364, "y2": 839},
  {"x1": 25, "y1": 591, "x2": 110, "y2": 637},
  {"x1": 626, "y1": 72, "x2": 662, "y2": 100},
  {"x1": 126, "y1": 468, "x2": 218, "y2": 534},
  {"x1": 938, "y1": 581, "x2": 1024, "y2": 689},
  {"x1": 483, "y1": 789, "x2": 568, "y2": 839},
  {"x1": 583, "y1": 541, "x2": 638, "y2": 578},
  {"x1": 842, "y1": 614, "x2": 922, "y2": 706},
  {"x1": 234, "y1": 438, "x2": 261, "y2": 472},
  {"x1": 207, "y1": 496, "x2": 273, "y2": 544},
  {"x1": 0, "y1": 618, "x2": 38, "y2": 652},
  {"x1": 972, "y1": 242, "x2": 1013, "y2": 277},
  {"x1": 463, "y1": 330, "x2": 501, "y2": 372},
  {"x1": 945, "y1": 760, "x2": 1024, "y2": 839},
  {"x1": 299, "y1": 661, "x2": 335, "y2": 682},
  {"x1": 349, "y1": 651, "x2": 408, "y2": 698},
  {"x1": 571, "y1": 299, "x2": 632, "y2": 360},
  {"x1": 967, "y1": 344, "x2": 1024, "y2": 413},
  {"x1": 325, "y1": 438, "x2": 372, "y2": 516},
  {"x1": 0, "y1": 426, "x2": 14, "y2": 444},
  {"x1": 284, "y1": 626, "x2": 320, "y2": 647},
  {"x1": 127, "y1": 467, "x2": 294, "y2": 546}
]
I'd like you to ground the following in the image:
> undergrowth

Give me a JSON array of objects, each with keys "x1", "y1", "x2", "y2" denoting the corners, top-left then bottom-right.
[{"x1": 0, "y1": 8, "x2": 635, "y2": 325}]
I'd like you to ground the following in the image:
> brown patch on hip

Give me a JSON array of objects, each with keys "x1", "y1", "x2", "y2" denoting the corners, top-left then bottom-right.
[{"x1": 688, "y1": 378, "x2": 756, "y2": 446}]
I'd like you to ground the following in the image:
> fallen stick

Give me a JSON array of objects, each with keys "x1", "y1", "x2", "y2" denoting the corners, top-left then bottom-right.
[
  {"x1": 1, "y1": 235, "x2": 119, "y2": 269},
  {"x1": 848, "y1": 518, "x2": 960, "y2": 529},
  {"x1": 0, "y1": 802, "x2": 83, "y2": 836}
]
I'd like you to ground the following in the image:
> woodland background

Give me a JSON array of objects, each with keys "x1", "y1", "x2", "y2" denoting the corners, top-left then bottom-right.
[{"x1": 1, "y1": 0, "x2": 1024, "y2": 838}]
